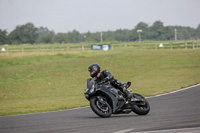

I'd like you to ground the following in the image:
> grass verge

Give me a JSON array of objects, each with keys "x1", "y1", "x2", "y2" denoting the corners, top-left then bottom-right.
[{"x1": 0, "y1": 49, "x2": 200, "y2": 116}]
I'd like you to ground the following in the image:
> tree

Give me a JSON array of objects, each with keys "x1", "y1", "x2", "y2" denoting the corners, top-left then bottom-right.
[
  {"x1": 164, "y1": 26, "x2": 173, "y2": 40},
  {"x1": 135, "y1": 22, "x2": 148, "y2": 29},
  {"x1": 149, "y1": 21, "x2": 165, "y2": 40},
  {"x1": 114, "y1": 29, "x2": 129, "y2": 42},
  {"x1": 128, "y1": 29, "x2": 138, "y2": 41},
  {"x1": 40, "y1": 32, "x2": 55, "y2": 44},
  {"x1": 103, "y1": 30, "x2": 115, "y2": 42},
  {"x1": 135, "y1": 22, "x2": 149, "y2": 40},
  {"x1": 0, "y1": 30, "x2": 10, "y2": 45},
  {"x1": 9, "y1": 23, "x2": 38, "y2": 44},
  {"x1": 83, "y1": 31, "x2": 92, "y2": 42},
  {"x1": 3, "y1": 21, "x2": 199, "y2": 44},
  {"x1": 66, "y1": 30, "x2": 81, "y2": 43},
  {"x1": 195, "y1": 24, "x2": 200, "y2": 39},
  {"x1": 172, "y1": 26, "x2": 194, "y2": 40},
  {"x1": 178, "y1": 28, "x2": 191, "y2": 40},
  {"x1": 36, "y1": 27, "x2": 50, "y2": 43},
  {"x1": 93, "y1": 33, "x2": 101, "y2": 43},
  {"x1": 54, "y1": 33, "x2": 67, "y2": 44}
]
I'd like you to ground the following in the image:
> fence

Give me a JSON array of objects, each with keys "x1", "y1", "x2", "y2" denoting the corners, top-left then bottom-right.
[
  {"x1": 0, "y1": 41, "x2": 199, "y2": 54},
  {"x1": 112, "y1": 40, "x2": 199, "y2": 50},
  {"x1": 0, "y1": 44, "x2": 91, "y2": 53}
]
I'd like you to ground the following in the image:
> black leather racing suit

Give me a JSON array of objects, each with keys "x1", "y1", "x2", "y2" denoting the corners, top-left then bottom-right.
[{"x1": 94, "y1": 70, "x2": 125, "y2": 93}]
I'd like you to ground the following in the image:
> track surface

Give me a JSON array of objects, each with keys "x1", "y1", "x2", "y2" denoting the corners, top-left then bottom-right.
[{"x1": 0, "y1": 84, "x2": 200, "y2": 133}]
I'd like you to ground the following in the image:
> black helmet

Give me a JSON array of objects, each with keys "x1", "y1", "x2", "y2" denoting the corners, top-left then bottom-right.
[{"x1": 88, "y1": 64, "x2": 100, "y2": 78}]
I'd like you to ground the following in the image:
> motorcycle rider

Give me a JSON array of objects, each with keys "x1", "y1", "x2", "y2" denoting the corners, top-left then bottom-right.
[{"x1": 88, "y1": 64, "x2": 133, "y2": 100}]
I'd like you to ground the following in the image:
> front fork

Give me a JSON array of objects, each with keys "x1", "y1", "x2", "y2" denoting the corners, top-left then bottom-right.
[{"x1": 97, "y1": 96, "x2": 107, "y2": 105}]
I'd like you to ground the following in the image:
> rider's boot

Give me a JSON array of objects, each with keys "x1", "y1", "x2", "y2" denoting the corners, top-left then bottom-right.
[
  {"x1": 113, "y1": 80, "x2": 136, "y2": 101},
  {"x1": 123, "y1": 88, "x2": 134, "y2": 101},
  {"x1": 122, "y1": 84, "x2": 138, "y2": 102},
  {"x1": 122, "y1": 82, "x2": 133, "y2": 99},
  {"x1": 123, "y1": 82, "x2": 131, "y2": 89}
]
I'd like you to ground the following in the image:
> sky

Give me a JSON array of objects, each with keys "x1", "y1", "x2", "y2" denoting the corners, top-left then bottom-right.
[{"x1": 0, "y1": 0, "x2": 200, "y2": 33}]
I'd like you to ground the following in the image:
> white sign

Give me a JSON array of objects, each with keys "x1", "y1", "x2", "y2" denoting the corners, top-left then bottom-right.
[
  {"x1": 159, "y1": 43, "x2": 164, "y2": 47},
  {"x1": 1, "y1": 48, "x2": 6, "y2": 52},
  {"x1": 92, "y1": 45, "x2": 101, "y2": 50},
  {"x1": 102, "y1": 45, "x2": 109, "y2": 51}
]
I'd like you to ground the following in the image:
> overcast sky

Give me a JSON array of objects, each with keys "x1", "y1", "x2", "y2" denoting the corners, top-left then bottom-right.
[{"x1": 0, "y1": 0, "x2": 200, "y2": 33}]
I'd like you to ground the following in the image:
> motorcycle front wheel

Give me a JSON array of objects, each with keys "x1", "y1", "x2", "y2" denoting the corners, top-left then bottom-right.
[{"x1": 90, "y1": 96, "x2": 112, "y2": 118}]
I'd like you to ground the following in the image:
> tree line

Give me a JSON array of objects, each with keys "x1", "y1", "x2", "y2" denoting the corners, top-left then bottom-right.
[{"x1": 0, "y1": 20, "x2": 200, "y2": 45}]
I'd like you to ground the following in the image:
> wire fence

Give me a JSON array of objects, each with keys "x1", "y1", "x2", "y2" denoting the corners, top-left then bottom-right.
[{"x1": 0, "y1": 40, "x2": 199, "y2": 54}]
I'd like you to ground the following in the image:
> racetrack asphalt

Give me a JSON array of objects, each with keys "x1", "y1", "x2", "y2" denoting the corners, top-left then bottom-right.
[{"x1": 0, "y1": 84, "x2": 200, "y2": 133}]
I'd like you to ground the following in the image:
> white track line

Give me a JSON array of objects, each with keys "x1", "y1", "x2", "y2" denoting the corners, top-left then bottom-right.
[
  {"x1": 146, "y1": 83, "x2": 200, "y2": 99},
  {"x1": 113, "y1": 128, "x2": 134, "y2": 133},
  {"x1": 131, "y1": 127, "x2": 200, "y2": 133}
]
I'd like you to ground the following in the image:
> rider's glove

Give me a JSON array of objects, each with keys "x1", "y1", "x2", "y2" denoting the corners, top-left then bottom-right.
[
  {"x1": 99, "y1": 77, "x2": 109, "y2": 84},
  {"x1": 103, "y1": 77, "x2": 110, "y2": 83}
]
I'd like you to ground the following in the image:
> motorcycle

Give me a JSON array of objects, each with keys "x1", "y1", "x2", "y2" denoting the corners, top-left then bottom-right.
[{"x1": 84, "y1": 78, "x2": 150, "y2": 118}]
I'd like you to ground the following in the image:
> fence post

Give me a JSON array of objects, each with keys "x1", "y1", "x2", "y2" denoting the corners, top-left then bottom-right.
[
  {"x1": 185, "y1": 40, "x2": 187, "y2": 50},
  {"x1": 21, "y1": 46, "x2": 24, "y2": 53},
  {"x1": 192, "y1": 40, "x2": 195, "y2": 50},
  {"x1": 82, "y1": 44, "x2": 84, "y2": 52},
  {"x1": 125, "y1": 43, "x2": 127, "y2": 48},
  {"x1": 52, "y1": 46, "x2": 55, "y2": 53},
  {"x1": 7, "y1": 46, "x2": 9, "y2": 53},
  {"x1": 112, "y1": 44, "x2": 114, "y2": 50},
  {"x1": 37, "y1": 46, "x2": 39, "y2": 53},
  {"x1": 170, "y1": 42, "x2": 173, "y2": 50},
  {"x1": 155, "y1": 43, "x2": 157, "y2": 50}
]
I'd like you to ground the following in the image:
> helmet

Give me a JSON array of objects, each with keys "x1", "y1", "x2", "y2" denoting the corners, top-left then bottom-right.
[{"x1": 88, "y1": 64, "x2": 100, "y2": 78}]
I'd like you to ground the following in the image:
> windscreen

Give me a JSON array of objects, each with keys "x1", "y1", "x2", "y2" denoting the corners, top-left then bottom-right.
[{"x1": 86, "y1": 78, "x2": 95, "y2": 89}]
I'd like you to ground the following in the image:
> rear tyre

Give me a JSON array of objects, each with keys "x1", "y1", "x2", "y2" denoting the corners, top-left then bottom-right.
[
  {"x1": 90, "y1": 96, "x2": 112, "y2": 118},
  {"x1": 132, "y1": 93, "x2": 150, "y2": 115}
]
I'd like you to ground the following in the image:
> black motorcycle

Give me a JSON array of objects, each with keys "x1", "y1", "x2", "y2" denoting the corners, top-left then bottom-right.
[{"x1": 84, "y1": 78, "x2": 150, "y2": 118}]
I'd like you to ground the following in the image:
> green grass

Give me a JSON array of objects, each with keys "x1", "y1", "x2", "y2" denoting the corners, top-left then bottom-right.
[{"x1": 0, "y1": 49, "x2": 200, "y2": 116}]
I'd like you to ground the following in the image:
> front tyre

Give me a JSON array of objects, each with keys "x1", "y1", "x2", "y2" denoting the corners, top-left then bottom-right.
[
  {"x1": 132, "y1": 93, "x2": 150, "y2": 115},
  {"x1": 90, "y1": 96, "x2": 112, "y2": 118}
]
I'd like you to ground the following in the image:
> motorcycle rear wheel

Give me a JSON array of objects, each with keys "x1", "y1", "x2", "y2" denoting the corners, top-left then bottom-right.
[
  {"x1": 132, "y1": 93, "x2": 150, "y2": 115},
  {"x1": 90, "y1": 96, "x2": 112, "y2": 118}
]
